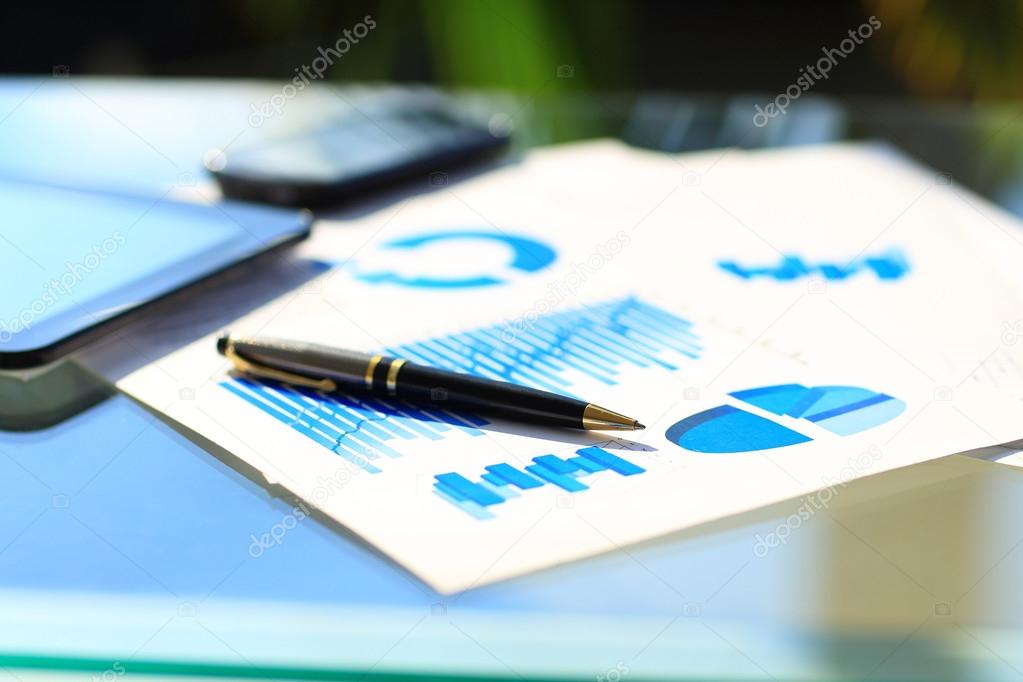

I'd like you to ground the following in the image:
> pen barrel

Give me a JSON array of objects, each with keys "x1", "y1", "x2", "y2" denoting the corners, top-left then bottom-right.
[
  {"x1": 222, "y1": 336, "x2": 593, "y2": 428},
  {"x1": 389, "y1": 363, "x2": 587, "y2": 428}
]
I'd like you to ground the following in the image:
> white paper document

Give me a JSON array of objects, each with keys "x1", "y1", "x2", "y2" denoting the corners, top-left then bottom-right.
[{"x1": 117, "y1": 141, "x2": 1023, "y2": 593}]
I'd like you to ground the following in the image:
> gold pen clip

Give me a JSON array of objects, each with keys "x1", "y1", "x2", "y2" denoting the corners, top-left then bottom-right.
[{"x1": 224, "y1": 343, "x2": 338, "y2": 392}]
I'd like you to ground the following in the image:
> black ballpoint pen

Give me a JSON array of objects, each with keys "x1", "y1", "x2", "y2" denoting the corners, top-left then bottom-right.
[{"x1": 217, "y1": 334, "x2": 645, "y2": 431}]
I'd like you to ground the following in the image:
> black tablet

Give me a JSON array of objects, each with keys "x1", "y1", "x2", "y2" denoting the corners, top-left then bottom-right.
[{"x1": 0, "y1": 178, "x2": 311, "y2": 369}]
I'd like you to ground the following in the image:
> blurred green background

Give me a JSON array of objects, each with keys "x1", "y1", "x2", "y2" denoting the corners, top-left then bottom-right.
[
  {"x1": 5, "y1": 0, "x2": 1022, "y2": 100},
  {"x1": 8, "y1": 0, "x2": 1023, "y2": 213}
]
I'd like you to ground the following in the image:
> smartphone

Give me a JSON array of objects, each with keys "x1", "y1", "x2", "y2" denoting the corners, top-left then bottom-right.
[{"x1": 210, "y1": 105, "x2": 509, "y2": 207}]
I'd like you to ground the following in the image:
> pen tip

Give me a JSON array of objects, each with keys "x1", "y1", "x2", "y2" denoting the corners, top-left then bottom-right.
[
  {"x1": 583, "y1": 404, "x2": 647, "y2": 431},
  {"x1": 216, "y1": 334, "x2": 230, "y2": 356}
]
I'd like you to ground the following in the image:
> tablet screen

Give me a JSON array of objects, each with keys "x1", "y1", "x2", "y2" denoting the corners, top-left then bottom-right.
[{"x1": 0, "y1": 179, "x2": 309, "y2": 366}]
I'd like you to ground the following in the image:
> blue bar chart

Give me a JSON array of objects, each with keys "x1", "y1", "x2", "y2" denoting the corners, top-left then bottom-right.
[
  {"x1": 219, "y1": 296, "x2": 700, "y2": 473},
  {"x1": 433, "y1": 446, "x2": 647, "y2": 519},
  {"x1": 386, "y1": 296, "x2": 701, "y2": 397},
  {"x1": 220, "y1": 378, "x2": 487, "y2": 473}
]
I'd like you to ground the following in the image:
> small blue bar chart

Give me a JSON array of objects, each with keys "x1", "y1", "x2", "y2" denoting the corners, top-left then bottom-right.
[
  {"x1": 434, "y1": 446, "x2": 647, "y2": 519},
  {"x1": 220, "y1": 296, "x2": 700, "y2": 472},
  {"x1": 718, "y1": 249, "x2": 909, "y2": 282}
]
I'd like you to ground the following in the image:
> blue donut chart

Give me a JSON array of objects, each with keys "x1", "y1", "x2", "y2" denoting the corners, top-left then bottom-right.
[{"x1": 353, "y1": 230, "x2": 557, "y2": 289}]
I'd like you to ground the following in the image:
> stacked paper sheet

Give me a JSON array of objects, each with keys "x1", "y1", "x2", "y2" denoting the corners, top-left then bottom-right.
[{"x1": 106, "y1": 140, "x2": 1023, "y2": 593}]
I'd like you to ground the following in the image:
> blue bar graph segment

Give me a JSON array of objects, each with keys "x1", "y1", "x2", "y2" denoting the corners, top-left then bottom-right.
[
  {"x1": 434, "y1": 446, "x2": 647, "y2": 518},
  {"x1": 219, "y1": 377, "x2": 485, "y2": 474}
]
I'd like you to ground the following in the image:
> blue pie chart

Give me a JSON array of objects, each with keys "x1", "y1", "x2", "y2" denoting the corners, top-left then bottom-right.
[{"x1": 665, "y1": 384, "x2": 906, "y2": 453}]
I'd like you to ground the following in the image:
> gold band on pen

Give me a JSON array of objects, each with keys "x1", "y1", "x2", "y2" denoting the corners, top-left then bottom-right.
[
  {"x1": 386, "y1": 358, "x2": 407, "y2": 395},
  {"x1": 364, "y1": 354, "x2": 383, "y2": 390}
]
